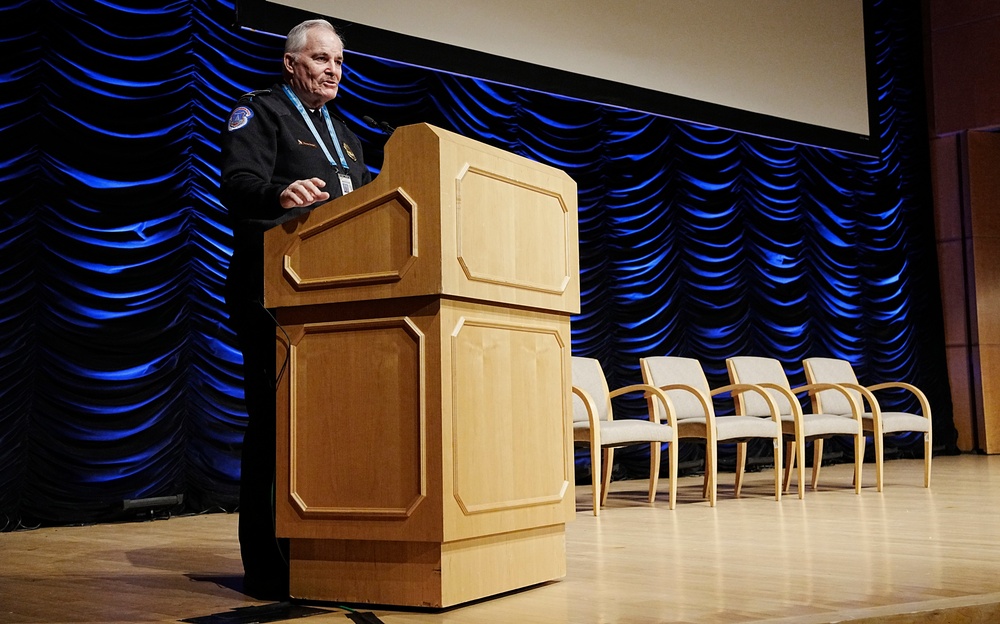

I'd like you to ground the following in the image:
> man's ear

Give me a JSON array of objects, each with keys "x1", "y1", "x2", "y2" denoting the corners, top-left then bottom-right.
[{"x1": 283, "y1": 53, "x2": 295, "y2": 74}]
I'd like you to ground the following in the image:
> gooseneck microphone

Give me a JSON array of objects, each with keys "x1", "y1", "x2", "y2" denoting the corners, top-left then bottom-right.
[{"x1": 362, "y1": 115, "x2": 396, "y2": 136}]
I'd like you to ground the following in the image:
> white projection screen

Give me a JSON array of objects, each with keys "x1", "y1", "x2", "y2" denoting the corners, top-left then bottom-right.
[{"x1": 235, "y1": 0, "x2": 876, "y2": 155}]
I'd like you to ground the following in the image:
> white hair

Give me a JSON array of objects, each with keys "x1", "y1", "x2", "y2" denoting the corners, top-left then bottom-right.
[{"x1": 284, "y1": 19, "x2": 341, "y2": 55}]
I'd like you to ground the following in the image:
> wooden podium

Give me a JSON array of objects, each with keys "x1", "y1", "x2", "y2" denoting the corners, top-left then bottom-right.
[{"x1": 263, "y1": 123, "x2": 579, "y2": 608}]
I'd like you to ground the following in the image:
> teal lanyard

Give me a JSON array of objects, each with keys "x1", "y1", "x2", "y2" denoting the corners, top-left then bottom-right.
[{"x1": 282, "y1": 84, "x2": 350, "y2": 171}]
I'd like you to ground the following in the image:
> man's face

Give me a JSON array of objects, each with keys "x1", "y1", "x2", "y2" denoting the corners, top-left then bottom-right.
[{"x1": 284, "y1": 28, "x2": 344, "y2": 109}]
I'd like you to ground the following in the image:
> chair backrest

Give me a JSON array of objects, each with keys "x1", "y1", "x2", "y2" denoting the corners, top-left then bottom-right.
[
  {"x1": 726, "y1": 356, "x2": 794, "y2": 416},
  {"x1": 640, "y1": 356, "x2": 711, "y2": 421},
  {"x1": 571, "y1": 356, "x2": 611, "y2": 423},
  {"x1": 803, "y1": 357, "x2": 862, "y2": 415}
]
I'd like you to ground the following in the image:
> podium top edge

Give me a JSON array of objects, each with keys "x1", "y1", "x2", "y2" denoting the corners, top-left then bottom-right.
[{"x1": 388, "y1": 123, "x2": 576, "y2": 181}]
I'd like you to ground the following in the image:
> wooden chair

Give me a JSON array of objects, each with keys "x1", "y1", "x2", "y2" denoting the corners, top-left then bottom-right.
[
  {"x1": 726, "y1": 356, "x2": 865, "y2": 498},
  {"x1": 803, "y1": 357, "x2": 932, "y2": 491},
  {"x1": 640, "y1": 356, "x2": 782, "y2": 506},
  {"x1": 571, "y1": 356, "x2": 678, "y2": 516}
]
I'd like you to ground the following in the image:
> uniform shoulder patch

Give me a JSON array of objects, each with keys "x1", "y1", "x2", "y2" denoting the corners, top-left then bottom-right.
[{"x1": 227, "y1": 106, "x2": 254, "y2": 132}]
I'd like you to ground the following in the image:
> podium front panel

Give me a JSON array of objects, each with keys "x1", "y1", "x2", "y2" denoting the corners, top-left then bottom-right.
[
  {"x1": 287, "y1": 318, "x2": 426, "y2": 519},
  {"x1": 441, "y1": 299, "x2": 574, "y2": 541},
  {"x1": 275, "y1": 297, "x2": 573, "y2": 543},
  {"x1": 275, "y1": 297, "x2": 444, "y2": 543}
]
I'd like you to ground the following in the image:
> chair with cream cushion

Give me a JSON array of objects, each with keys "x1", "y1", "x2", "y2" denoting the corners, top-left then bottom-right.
[
  {"x1": 726, "y1": 356, "x2": 865, "y2": 498},
  {"x1": 803, "y1": 357, "x2": 931, "y2": 491},
  {"x1": 571, "y1": 356, "x2": 678, "y2": 516},
  {"x1": 640, "y1": 356, "x2": 783, "y2": 505}
]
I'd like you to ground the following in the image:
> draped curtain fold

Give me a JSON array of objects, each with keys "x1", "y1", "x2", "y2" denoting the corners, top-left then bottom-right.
[{"x1": 0, "y1": 0, "x2": 955, "y2": 529}]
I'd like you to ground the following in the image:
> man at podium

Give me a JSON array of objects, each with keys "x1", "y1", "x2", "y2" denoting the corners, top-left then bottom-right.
[{"x1": 219, "y1": 18, "x2": 372, "y2": 599}]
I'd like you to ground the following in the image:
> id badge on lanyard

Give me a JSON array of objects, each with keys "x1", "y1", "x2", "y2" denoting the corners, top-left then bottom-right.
[{"x1": 338, "y1": 173, "x2": 354, "y2": 195}]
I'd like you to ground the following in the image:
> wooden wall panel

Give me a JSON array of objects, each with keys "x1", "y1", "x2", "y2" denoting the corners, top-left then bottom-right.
[
  {"x1": 927, "y1": 1, "x2": 1000, "y2": 453},
  {"x1": 931, "y1": 135, "x2": 974, "y2": 450},
  {"x1": 946, "y1": 345, "x2": 975, "y2": 449},
  {"x1": 930, "y1": 131, "x2": 1000, "y2": 452},
  {"x1": 967, "y1": 131, "x2": 1000, "y2": 452},
  {"x1": 927, "y1": 1, "x2": 1000, "y2": 135}
]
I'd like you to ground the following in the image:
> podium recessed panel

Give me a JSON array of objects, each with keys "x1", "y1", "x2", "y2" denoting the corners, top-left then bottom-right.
[{"x1": 289, "y1": 319, "x2": 426, "y2": 518}]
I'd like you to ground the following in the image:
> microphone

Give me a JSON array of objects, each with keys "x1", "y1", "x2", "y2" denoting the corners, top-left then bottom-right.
[{"x1": 362, "y1": 115, "x2": 395, "y2": 136}]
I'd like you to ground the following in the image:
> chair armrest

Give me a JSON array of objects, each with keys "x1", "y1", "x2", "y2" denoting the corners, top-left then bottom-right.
[
  {"x1": 867, "y1": 382, "x2": 932, "y2": 421},
  {"x1": 792, "y1": 382, "x2": 863, "y2": 419},
  {"x1": 716, "y1": 383, "x2": 782, "y2": 422},
  {"x1": 611, "y1": 383, "x2": 678, "y2": 428},
  {"x1": 829, "y1": 381, "x2": 881, "y2": 415},
  {"x1": 657, "y1": 383, "x2": 713, "y2": 422},
  {"x1": 755, "y1": 382, "x2": 804, "y2": 421}
]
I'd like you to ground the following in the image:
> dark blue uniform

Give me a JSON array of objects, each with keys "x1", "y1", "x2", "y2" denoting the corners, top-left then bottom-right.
[{"x1": 220, "y1": 84, "x2": 371, "y2": 599}]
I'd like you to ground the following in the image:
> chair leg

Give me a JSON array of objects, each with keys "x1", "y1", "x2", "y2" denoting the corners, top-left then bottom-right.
[
  {"x1": 772, "y1": 438, "x2": 782, "y2": 501},
  {"x1": 873, "y1": 431, "x2": 884, "y2": 492},
  {"x1": 811, "y1": 438, "x2": 823, "y2": 490},
  {"x1": 783, "y1": 441, "x2": 795, "y2": 494},
  {"x1": 706, "y1": 441, "x2": 718, "y2": 506},
  {"x1": 795, "y1": 439, "x2": 805, "y2": 499},
  {"x1": 590, "y1": 444, "x2": 602, "y2": 516},
  {"x1": 668, "y1": 440, "x2": 678, "y2": 510},
  {"x1": 924, "y1": 431, "x2": 932, "y2": 488},
  {"x1": 601, "y1": 447, "x2": 614, "y2": 507},
  {"x1": 853, "y1": 435, "x2": 865, "y2": 495},
  {"x1": 734, "y1": 442, "x2": 747, "y2": 499},
  {"x1": 648, "y1": 442, "x2": 661, "y2": 504}
]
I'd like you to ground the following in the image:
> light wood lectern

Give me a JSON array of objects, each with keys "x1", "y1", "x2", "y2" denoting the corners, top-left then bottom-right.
[{"x1": 263, "y1": 123, "x2": 579, "y2": 608}]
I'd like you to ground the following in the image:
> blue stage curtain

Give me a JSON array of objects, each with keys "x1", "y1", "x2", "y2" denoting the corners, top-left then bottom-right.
[{"x1": 0, "y1": 0, "x2": 956, "y2": 528}]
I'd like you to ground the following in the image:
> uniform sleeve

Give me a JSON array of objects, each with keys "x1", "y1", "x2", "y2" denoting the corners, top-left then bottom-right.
[{"x1": 219, "y1": 98, "x2": 286, "y2": 222}]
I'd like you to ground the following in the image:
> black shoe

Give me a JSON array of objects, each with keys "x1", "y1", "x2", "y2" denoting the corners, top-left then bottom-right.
[{"x1": 242, "y1": 573, "x2": 289, "y2": 601}]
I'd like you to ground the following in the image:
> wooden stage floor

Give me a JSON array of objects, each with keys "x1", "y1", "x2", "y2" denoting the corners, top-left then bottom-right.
[{"x1": 4, "y1": 454, "x2": 1000, "y2": 624}]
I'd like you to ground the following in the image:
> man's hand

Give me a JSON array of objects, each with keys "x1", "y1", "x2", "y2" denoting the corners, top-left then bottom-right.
[{"x1": 280, "y1": 177, "x2": 330, "y2": 209}]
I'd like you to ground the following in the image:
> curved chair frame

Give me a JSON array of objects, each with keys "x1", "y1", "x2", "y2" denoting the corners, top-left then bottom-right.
[
  {"x1": 572, "y1": 357, "x2": 679, "y2": 516},
  {"x1": 803, "y1": 357, "x2": 932, "y2": 491}
]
